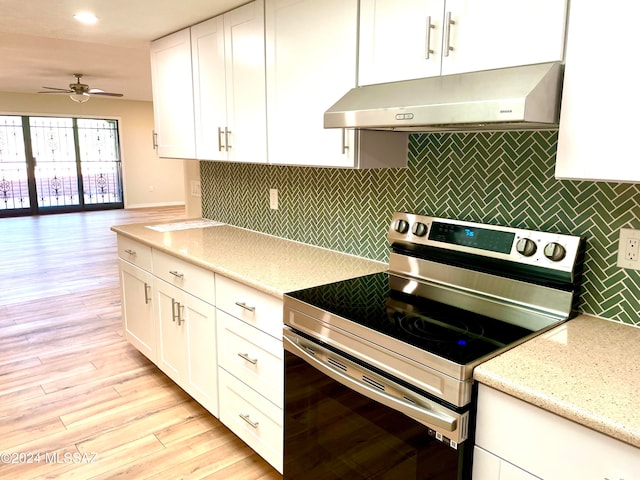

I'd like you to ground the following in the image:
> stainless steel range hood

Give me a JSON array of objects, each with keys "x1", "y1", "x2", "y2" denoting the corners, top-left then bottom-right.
[{"x1": 324, "y1": 63, "x2": 563, "y2": 132}]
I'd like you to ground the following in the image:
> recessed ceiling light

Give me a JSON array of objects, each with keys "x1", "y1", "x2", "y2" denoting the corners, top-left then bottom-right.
[{"x1": 74, "y1": 12, "x2": 98, "y2": 25}]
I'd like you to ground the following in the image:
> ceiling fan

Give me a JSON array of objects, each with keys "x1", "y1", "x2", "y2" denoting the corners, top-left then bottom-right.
[{"x1": 39, "y1": 73, "x2": 123, "y2": 103}]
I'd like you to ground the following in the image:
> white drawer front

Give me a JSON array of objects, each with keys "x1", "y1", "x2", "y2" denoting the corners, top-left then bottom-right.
[
  {"x1": 117, "y1": 236, "x2": 152, "y2": 271},
  {"x1": 217, "y1": 310, "x2": 283, "y2": 408},
  {"x1": 153, "y1": 249, "x2": 215, "y2": 304},
  {"x1": 215, "y1": 274, "x2": 282, "y2": 339},
  {"x1": 219, "y1": 369, "x2": 283, "y2": 473}
]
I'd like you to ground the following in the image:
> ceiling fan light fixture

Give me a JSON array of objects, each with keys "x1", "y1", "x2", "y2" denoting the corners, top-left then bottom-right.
[
  {"x1": 70, "y1": 93, "x2": 90, "y2": 103},
  {"x1": 74, "y1": 12, "x2": 98, "y2": 25}
]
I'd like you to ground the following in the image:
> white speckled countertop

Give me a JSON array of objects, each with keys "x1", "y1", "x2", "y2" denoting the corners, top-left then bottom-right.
[
  {"x1": 111, "y1": 220, "x2": 387, "y2": 298},
  {"x1": 474, "y1": 314, "x2": 640, "y2": 449}
]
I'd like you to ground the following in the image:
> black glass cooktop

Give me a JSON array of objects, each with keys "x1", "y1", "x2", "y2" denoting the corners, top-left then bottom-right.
[{"x1": 286, "y1": 272, "x2": 534, "y2": 366}]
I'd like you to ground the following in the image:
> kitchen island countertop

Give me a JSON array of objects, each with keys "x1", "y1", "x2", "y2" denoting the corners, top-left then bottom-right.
[
  {"x1": 111, "y1": 219, "x2": 387, "y2": 298},
  {"x1": 474, "y1": 314, "x2": 640, "y2": 449}
]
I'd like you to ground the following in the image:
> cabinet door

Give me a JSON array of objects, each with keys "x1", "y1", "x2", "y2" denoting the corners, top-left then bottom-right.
[
  {"x1": 556, "y1": 2, "x2": 640, "y2": 181},
  {"x1": 150, "y1": 29, "x2": 196, "y2": 159},
  {"x1": 224, "y1": 0, "x2": 267, "y2": 163},
  {"x1": 183, "y1": 294, "x2": 218, "y2": 417},
  {"x1": 155, "y1": 279, "x2": 187, "y2": 384},
  {"x1": 265, "y1": 0, "x2": 358, "y2": 167},
  {"x1": 441, "y1": 0, "x2": 567, "y2": 76},
  {"x1": 476, "y1": 385, "x2": 640, "y2": 480},
  {"x1": 119, "y1": 260, "x2": 155, "y2": 362},
  {"x1": 191, "y1": 16, "x2": 228, "y2": 161},
  {"x1": 359, "y1": 0, "x2": 445, "y2": 86}
]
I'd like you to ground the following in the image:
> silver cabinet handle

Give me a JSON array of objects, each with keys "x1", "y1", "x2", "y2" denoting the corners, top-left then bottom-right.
[
  {"x1": 225, "y1": 127, "x2": 232, "y2": 151},
  {"x1": 341, "y1": 128, "x2": 348, "y2": 154},
  {"x1": 218, "y1": 127, "x2": 224, "y2": 152},
  {"x1": 169, "y1": 270, "x2": 184, "y2": 278},
  {"x1": 444, "y1": 11, "x2": 455, "y2": 57},
  {"x1": 425, "y1": 15, "x2": 435, "y2": 59},
  {"x1": 171, "y1": 298, "x2": 179, "y2": 322},
  {"x1": 171, "y1": 298, "x2": 185, "y2": 325},
  {"x1": 234, "y1": 301, "x2": 255, "y2": 312},
  {"x1": 144, "y1": 282, "x2": 151, "y2": 305},
  {"x1": 177, "y1": 304, "x2": 185, "y2": 325},
  {"x1": 124, "y1": 249, "x2": 136, "y2": 256},
  {"x1": 239, "y1": 413, "x2": 259, "y2": 428},
  {"x1": 237, "y1": 352, "x2": 258, "y2": 365},
  {"x1": 152, "y1": 130, "x2": 158, "y2": 149}
]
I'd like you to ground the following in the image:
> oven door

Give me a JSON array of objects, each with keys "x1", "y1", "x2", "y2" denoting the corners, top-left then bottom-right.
[{"x1": 283, "y1": 327, "x2": 473, "y2": 480}]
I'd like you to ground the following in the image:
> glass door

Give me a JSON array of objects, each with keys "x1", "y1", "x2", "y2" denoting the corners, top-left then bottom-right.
[
  {"x1": 0, "y1": 116, "x2": 31, "y2": 213},
  {"x1": 0, "y1": 115, "x2": 123, "y2": 217},
  {"x1": 30, "y1": 116, "x2": 81, "y2": 209}
]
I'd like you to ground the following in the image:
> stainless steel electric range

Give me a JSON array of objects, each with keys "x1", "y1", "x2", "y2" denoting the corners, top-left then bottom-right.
[{"x1": 282, "y1": 212, "x2": 585, "y2": 480}]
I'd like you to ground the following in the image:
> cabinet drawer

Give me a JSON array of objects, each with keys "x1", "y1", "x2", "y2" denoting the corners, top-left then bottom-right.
[
  {"x1": 218, "y1": 369, "x2": 283, "y2": 473},
  {"x1": 153, "y1": 249, "x2": 215, "y2": 304},
  {"x1": 117, "y1": 236, "x2": 152, "y2": 271},
  {"x1": 217, "y1": 310, "x2": 283, "y2": 408},
  {"x1": 215, "y1": 275, "x2": 282, "y2": 338}
]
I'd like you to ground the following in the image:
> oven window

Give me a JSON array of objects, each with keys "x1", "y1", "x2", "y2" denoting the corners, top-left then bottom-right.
[{"x1": 284, "y1": 351, "x2": 469, "y2": 480}]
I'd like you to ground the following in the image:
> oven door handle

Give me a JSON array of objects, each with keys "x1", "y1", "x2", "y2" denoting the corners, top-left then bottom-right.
[{"x1": 283, "y1": 331, "x2": 458, "y2": 432}]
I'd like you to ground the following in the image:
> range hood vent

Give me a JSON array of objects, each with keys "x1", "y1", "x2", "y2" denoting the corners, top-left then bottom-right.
[{"x1": 324, "y1": 63, "x2": 563, "y2": 132}]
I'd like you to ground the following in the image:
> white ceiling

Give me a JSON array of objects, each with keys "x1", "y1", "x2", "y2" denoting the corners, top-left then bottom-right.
[{"x1": 0, "y1": 0, "x2": 247, "y2": 102}]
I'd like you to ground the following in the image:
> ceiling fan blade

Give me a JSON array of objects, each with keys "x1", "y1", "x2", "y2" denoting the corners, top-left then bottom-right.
[
  {"x1": 91, "y1": 91, "x2": 124, "y2": 97},
  {"x1": 38, "y1": 90, "x2": 73, "y2": 94},
  {"x1": 40, "y1": 86, "x2": 73, "y2": 93}
]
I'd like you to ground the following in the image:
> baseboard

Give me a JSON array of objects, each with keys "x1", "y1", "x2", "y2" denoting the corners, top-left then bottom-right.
[{"x1": 124, "y1": 201, "x2": 185, "y2": 209}]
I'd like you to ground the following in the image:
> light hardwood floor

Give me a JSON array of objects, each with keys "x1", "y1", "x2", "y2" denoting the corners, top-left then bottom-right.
[{"x1": 0, "y1": 207, "x2": 281, "y2": 480}]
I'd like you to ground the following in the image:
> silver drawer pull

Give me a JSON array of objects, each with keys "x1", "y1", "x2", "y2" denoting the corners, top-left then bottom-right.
[
  {"x1": 124, "y1": 249, "x2": 136, "y2": 256},
  {"x1": 169, "y1": 270, "x2": 184, "y2": 278},
  {"x1": 234, "y1": 301, "x2": 255, "y2": 312},
  {"x1": 237, "y1": 352, "x2": 258, "y2": 365},
  {"x1": 239, "y1": 413, "x2": 259, "y2": 428}
]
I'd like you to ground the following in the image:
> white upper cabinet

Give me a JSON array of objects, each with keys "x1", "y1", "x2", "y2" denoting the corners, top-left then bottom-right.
[
  {"x1": 359, "y1": 0, "x2": 568, "y2": 86},
  {"x1": 150, "y1": 29, "x2": 196, "y2": 159},
  {"x1": 265, "y1": 0, "x2": 359, "y2": 167},
  {"x1": 192, "y1": 1, "x2": 267, "y2": 163},
  {"x1": 265, "y1": 0, "x2": 407, "y2": 168},
  {"x1": 556, "y1": 1, "x2": 640, "y2": 182},
  {"x1": 359, "y1": 0, "x2": 445, "y2": 85}
]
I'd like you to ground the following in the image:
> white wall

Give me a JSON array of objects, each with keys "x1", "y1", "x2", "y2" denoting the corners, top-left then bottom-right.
[{"x1": 0, "y1": 92, "x2": 186, "y2": 209}]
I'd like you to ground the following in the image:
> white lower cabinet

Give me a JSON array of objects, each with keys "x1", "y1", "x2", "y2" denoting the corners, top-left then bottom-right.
[
  {"x1": 217, "y1": 310, "x2": 283, "y2": 407},
  {"x1": 474, "y1": 384, "x2": 640, "y2": 480},
  {"x1": 156, "y1": 277, "x2": 218, "y2": 417},
  {"x1": 117, "y1": 234, "x2": 283, "y2": 472},
  {"x1": 219, "y1": 369, "x2": 283, "y2": 472},
  {"x1": 215, "y1": 274, "x2": 283, "y2": 473},
  {"x1": 119, "y1": 259, "x2": 155, "y2": 363},
  {"x1": 473, "y1": 446, "x2": 540, "y2": 480}
]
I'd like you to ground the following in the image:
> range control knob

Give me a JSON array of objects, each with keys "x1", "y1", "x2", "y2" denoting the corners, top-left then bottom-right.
[
  {"x1": 544, "y1": 242, "x2": 566, "y2": 262},
  {"x1": 516, "y1": 238, "x2": 537, "y2": 257},
  {"x1": 412, "y1": 222, "x2": 428, "y2": 237},
  {"x1": 394, "y1": 219, "x2": 410, "y2": 234}
]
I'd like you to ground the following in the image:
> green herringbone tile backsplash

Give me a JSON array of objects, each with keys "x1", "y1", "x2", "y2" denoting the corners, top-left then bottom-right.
[{"x1": 201, "y1": 131, "x2": 640, "y2": 326}]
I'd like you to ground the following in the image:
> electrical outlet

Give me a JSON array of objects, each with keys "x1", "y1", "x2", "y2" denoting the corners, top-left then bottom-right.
[
  {"x1": 617, "y1": 228, "x2": 640, "y2": 270},
  {"x1": 190, "y1": 180, "x2": 201, "y2": 198},
  {"x1": 269, "y1": 188, "x2": 278, "y2": 210},
  {"x1": 626, "y1": 238, "x2": 639, "y2": 261}
]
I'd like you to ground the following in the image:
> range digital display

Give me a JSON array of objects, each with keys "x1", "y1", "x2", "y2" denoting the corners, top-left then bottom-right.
[{"x1": 428, "y1": 221, "x2": 515, "y2": 254}]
